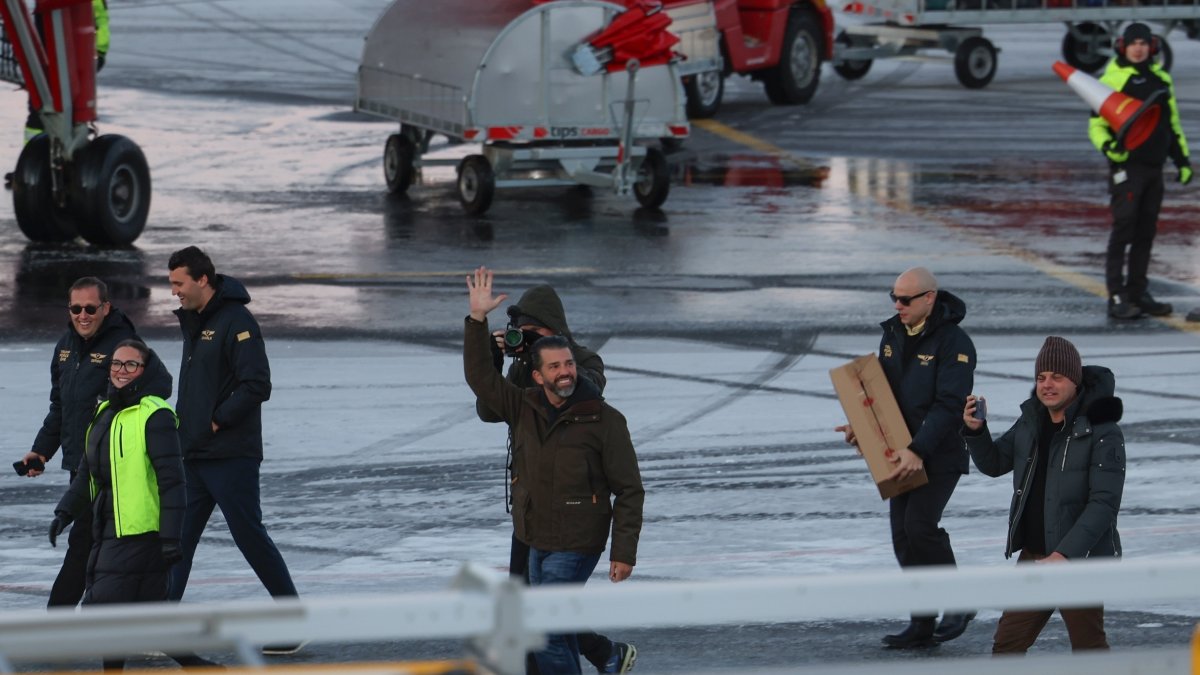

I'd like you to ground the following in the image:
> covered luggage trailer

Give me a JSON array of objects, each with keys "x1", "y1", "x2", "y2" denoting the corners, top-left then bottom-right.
[
  {"x1": 0, "y1": 0, "x2": 152, "y2": 245},
  {"x1": 832, "y1": 0, "x2": 1200, "y2": 89},
  {"x1": 355, "y1": 0, "x2": 690, "y2": 215}
]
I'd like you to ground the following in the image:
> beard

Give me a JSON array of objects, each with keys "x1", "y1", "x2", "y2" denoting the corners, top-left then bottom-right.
[{"x1": 551, "y1": 376, "x2": 576, "y2": 399}]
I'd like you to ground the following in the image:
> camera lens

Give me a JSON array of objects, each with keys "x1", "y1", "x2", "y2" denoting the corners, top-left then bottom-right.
[{"x1": 504, "y1": 328, "x2": 525, "y2": 348}]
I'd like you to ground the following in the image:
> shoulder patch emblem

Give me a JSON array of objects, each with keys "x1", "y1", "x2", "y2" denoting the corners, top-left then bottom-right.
[
  {"x1": 882, "y1": 345, "x2": 893, "y2": 359},
  {"x1": 958, "y1": 353, "x2": 969, "y2": 363},
  {"x1": 201, "y1": 330, "x2": 216, "y2": 341},
  {"x1": 237, "y1": 330, "x2": 252, "y2": 342},
  {"x1": 58, "y1": 349, "x2": 71, "y2": 363},
  {"x1": 917, "y1": 354, "x2": 934, "y2": 366},
  {"x1": 90, "y1": 352, "x2": 107, "y2": 365}
]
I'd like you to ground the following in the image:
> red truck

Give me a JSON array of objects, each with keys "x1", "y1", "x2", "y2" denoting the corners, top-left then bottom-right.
[{"x1": 657, "y1": 0, "x2": 836, "y2": 117}]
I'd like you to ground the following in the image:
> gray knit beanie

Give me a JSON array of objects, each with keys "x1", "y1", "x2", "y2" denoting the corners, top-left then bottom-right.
[{"x1": 1035, "y1": 336, "x2": 1082, "y2": 386}]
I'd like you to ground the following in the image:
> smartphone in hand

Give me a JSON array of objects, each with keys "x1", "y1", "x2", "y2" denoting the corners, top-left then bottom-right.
[
  {"x1": 972, "y1": 397, "x2": 987, "y2": 421},
  {"x1": 12, "y1": 458, "x2": 44, "y2": 476}
]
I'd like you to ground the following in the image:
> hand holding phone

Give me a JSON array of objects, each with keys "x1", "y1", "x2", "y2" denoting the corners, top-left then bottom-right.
[
  {"x1": 972, "y1": 397, "x2": 987, "y2": 421},
  {"x1": 13, "y1": 457, "x2": 45, "y2": 476}
]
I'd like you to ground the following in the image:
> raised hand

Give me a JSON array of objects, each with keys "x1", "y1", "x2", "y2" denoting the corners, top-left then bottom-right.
[{"x1": 466, "y1": 266, "x2": 508, "y2": 322}]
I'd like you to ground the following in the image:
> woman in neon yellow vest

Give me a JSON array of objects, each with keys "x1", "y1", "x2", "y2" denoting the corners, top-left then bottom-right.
[{"x1": 49, "y1": 338, "x2": 185, "y2": 668}]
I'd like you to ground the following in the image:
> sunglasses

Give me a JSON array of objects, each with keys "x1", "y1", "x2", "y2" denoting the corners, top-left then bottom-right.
[
  {"x1": 889, "y1": 290, "x2": 932, "y2": 306},
  {"x1": 109, "y1": 359, "x2": 145, "y2": 373},
  {"x1": 68, "y1": 304, "x2": 104, "y2": 315}
]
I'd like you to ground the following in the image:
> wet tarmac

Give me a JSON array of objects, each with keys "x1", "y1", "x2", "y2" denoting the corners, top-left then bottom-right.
[{"x1": 1, "y1": 3, "x2": 1199, "y2": 672}]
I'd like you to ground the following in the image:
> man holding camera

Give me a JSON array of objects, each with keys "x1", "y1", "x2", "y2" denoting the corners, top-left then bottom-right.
[
  {"x1": 17, "y1": 276, "x2": 137, "y2": 607},
  {"x1": 963, "y1": 336, "x2": 1124, "y2": 653},
  {"x1": 466, "y1": 267, "x2": 644, "y2": 675}
]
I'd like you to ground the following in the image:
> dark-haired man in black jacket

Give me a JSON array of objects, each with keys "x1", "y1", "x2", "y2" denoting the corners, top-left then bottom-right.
[
  {"x1": 165, "y1": 246, "x2": 301, "y2": 655},
  {"x1": 18, "y1": 276, "x2": 137, "y2": 607}
]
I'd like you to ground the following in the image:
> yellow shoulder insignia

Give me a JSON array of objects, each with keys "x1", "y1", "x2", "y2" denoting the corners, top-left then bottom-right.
[
  {"x1": 237, "y1": 330, "x2": 252, "y2": 342},
  {"x1": 958, "y1": 353, "x2": 969, "y2": 363}
]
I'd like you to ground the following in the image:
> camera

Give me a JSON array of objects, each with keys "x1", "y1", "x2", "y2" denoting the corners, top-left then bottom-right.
[{"x1": 503, "y1": 325, "x2": 544, "y2": 356}]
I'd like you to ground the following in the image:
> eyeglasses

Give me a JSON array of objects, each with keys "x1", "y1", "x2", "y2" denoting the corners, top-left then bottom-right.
[
  {"x1": 889, "y1": 290, "x2": 932, "y2": 306},
  {"x1": 109, "y1": 359, "x2": 144, "y2": 373},
  {"x1": 68, "y1": 304, "x2": 104, "y2": 315}
]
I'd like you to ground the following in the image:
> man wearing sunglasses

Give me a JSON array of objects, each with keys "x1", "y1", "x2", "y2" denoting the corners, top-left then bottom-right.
[
  {"x1": 838, "y1": 267, "x2": 976, "y2": 648},
  {"x1": 17, "y1": 276, "x2": 137, "y2": 608},
  {"x1": 165, "y1": 246, "x2": 302, "y2": 656}
]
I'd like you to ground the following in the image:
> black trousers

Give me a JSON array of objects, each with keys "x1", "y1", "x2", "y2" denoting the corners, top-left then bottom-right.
[
  {"x1": 1105, "y1": 162, "x2": 1164, "y2": 298},
  {"x1": 48, "y1": 470, "x2": 90, "y2": 608},
  {"x1": 889, "y1": 471, "x2": 960, "y2": 619},
  {"x1": 510, "y1": 534, "x2": 613, "y2": 672}
]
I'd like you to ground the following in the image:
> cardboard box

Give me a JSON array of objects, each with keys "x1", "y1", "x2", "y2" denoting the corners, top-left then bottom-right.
[{"x1": 830, "y1": 354, "x2": 928, "y2": 500}]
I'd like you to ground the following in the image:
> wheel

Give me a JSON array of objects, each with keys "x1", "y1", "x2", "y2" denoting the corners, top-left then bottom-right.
[
  {"x1": 456, "y1": 155, "x2": 494, "y2": 215},
  {"x1": 1153, "y1": 35, "x2": 1173, "y2": 72},
  {"x1": 684, "y1": 70, "x2": 724, "y2": 118},
  {"x1": 12, "y1": 134, "x2": 78, "y2": 242},
  {"x1": 72, "y1": 135, "x2": 151, "y2": 245},
  {"x1": 763, "y1": 11, "x2": 823, "y2": 105},
  {"x1": 1061, "y1": 22, "x2": 1110, "y2": 74},
  {"x1": 833, "y1": 31, "x2": 872, "y2": 81},
  {"x1": 954, "y1": 36, "x2": 997, "y2": 89},
  {"x1": 633, "y1": 147, "x2": 670, "y2": 209},
  {"x1": 384, "y1": 133, "x2": 417, "y2": 194}
]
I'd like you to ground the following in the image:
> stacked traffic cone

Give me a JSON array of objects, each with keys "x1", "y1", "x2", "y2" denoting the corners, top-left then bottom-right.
[{"x1": 1053, "y1": 61, "x2": 1163, "y2": 150}]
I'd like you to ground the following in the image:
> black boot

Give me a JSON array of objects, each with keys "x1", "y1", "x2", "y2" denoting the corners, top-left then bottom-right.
[
  {"x1": 932, "y1": 611, "x2": 976, "y2": 643},
  {"x1": 1108, "y1": 294, "x2": 1143, "y2": 320},
  {"x1": 882, "y1": 617, "x2": 936, "y2": 649},
  {"x1": 1135, "y1": 293, "x2": 1173, "y2": 317}
]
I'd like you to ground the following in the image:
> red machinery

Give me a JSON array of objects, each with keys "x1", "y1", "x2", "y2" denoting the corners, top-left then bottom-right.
[
  {"x1": 613, "y1": 0, "x2": 836, "y2": 117},
  {"x1": 0, "y1": 0, "x2": 150, "y2": 244}
]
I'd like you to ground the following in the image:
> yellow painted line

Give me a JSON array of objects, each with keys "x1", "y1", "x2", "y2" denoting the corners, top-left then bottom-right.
[
  {"x1": 692, "y1": 118, "x2": 796, "y2": 159},
  {"x1": 294, "y1": 267, "x2": 599, "y2": 281},
  {"x1": 36, "y1": 660, "x2": 478, "y2": 675},
  {"x1": 694, "y1": 119, "x2": 1200, "y2": 333}
]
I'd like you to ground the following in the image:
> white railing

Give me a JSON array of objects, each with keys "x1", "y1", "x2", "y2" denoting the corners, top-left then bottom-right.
[{"x1": 0, "y1": 557, "x2": 1197, "y2": 674}]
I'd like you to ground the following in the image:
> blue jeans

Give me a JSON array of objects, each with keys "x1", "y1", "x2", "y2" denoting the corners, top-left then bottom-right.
[{"x1": 528, "y1": 548, "x2": 602, "y2": 675}]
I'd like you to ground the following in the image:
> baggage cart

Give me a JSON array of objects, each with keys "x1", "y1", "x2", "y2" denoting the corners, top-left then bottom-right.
[
  {"x1": 355, "y1": 0, "x2": 690, "y2": 215},
  {"x1": 832, "y1": 0, "x2": 1200, "y2": 88}
]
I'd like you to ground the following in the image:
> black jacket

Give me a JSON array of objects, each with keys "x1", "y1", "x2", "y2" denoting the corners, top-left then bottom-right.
[
  {"x1": 878, "y1": 290, "x2": 976, "y2": 474},
  {"x1": 31, "y1": 308, "x2": 137, "y2": 471},
  {"x1": 965, "y1": 365, "x2": 1125, "y2": 559},
  {"x1": 174, "y1": 275, "x2": 272, "y2": 460},
  {"x1": 57, "y1": 349, "x2": 185, "y2": 602},
  {"x1": 476, "y1": 284, "x2": 605, "y2": 423}
]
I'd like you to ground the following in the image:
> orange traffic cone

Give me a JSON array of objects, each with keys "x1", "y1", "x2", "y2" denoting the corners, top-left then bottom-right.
[{"x1": 1053, "y1": 61, "x2": 1163, "y2": 151}]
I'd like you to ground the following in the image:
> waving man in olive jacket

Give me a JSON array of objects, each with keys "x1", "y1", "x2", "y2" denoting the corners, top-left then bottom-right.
[{"x1": 465, "y1": 267, "x2": 643, "y2": 675}]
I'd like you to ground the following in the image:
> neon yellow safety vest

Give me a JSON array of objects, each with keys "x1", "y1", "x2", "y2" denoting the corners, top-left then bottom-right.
[
  {"x1": 94, "y1": 0, "x2": 109, "y2": 56},
  {"x1": 86, "y1": 395, "x2": 177, "y2": 538}
]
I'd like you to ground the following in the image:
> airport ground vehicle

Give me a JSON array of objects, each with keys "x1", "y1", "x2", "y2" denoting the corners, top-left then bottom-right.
[
  {"x1": 660, "y1": 0, "x2": 837, "y2": 117},
  {"x1": 355, "y1": 0, "x2": 689, "y2": 215},
  {"x1": 832, "y1": 0, "x2": 1199, "y2": 89},
  {"x1": 0, "y1": 0, "x2": 151, "y2": 245}
]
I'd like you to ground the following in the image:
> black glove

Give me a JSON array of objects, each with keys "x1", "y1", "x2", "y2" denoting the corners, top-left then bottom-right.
[
  {"x1": 96, "y1": 53, "x2": 106, "y2": 72},
  {"x1": 161, "y1": 538, "x2": 182, "y2": 565},
  {"x1": 48, "y1": 513, "x2": 71, "y2": 547}
]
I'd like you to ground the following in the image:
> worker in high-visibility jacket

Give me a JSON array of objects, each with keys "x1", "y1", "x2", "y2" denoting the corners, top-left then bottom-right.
[
  {"x1": 20, "y1": 0, "x2": 109, "y2": 142},
  {"x1": 48, "y1": 339, "x2": 185, "y2": 669},
  {"x1": 1089, "y1": 22, "x2": 1191, "y2": 321}
]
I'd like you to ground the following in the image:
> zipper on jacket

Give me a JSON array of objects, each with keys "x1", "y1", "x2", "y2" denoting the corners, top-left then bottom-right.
[
  {"x1": 1008, "y1": 448, "x2": 1038, "y2": 556},
  {"x1": 1060, "y1": 434, "x2": 1072, "y2": 471},
  {"x1": 111, "y1": 418, "x2": 122, "y2": 535}
]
